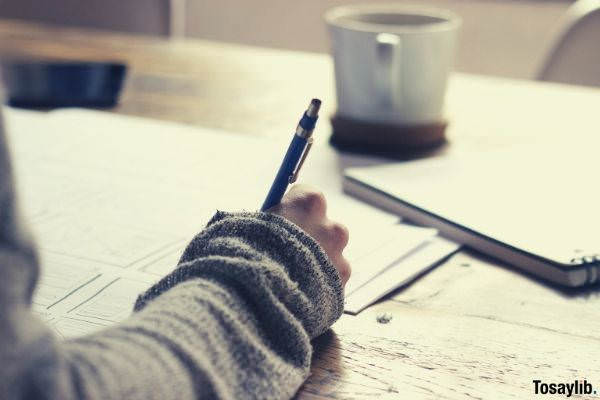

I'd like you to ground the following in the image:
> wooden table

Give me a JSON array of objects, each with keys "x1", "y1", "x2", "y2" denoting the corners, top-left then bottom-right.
[{"x1": 2, "y1": 20, "x2": 600, "y2": 399}]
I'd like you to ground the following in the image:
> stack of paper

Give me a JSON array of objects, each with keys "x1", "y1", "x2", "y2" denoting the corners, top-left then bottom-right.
[
  {"x1": 322, "y1": 194, "x2": 459, "y2": 313},
  {"x1": 344, "y1": 236, "x2": 459, "y2": 314},
  {"x1": 4, "y1": 108, "x2": 459, "y2": 339}
]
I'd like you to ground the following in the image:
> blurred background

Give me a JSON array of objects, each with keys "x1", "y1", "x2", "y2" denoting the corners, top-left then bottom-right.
[{"x1": 0, "y1": 0, "x2": 581, "y2": 81}]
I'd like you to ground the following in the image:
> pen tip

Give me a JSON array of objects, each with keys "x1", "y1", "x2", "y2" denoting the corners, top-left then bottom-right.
[{"x1": 307, "y1": 98, "x2": 321, "y2": 118}]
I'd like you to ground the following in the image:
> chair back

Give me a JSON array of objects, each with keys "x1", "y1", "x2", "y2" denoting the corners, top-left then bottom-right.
[{"x1": 538, "y1": 0, "x2": 600, "y2": 87}]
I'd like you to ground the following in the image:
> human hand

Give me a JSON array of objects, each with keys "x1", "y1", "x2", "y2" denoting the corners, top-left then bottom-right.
[{"x1": 268, "y1": 184, "x2": 351, "y2": 286}]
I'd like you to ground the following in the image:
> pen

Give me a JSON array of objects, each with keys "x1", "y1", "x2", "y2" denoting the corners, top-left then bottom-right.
[{"x1": 261, "y1": 98, "x2": 321, "y2": 211}]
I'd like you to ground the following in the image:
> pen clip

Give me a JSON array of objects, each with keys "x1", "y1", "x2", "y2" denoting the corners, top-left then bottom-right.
[{"x1": 289, "y1": 138, "x2": 313, "y2": 184}]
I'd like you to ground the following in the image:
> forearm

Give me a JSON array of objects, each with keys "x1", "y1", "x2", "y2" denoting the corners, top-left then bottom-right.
[
  {"x1": 65, "y1": 276, "x2": 309, "y2": 399},
  {"x1": 2, "y1": 211, "x2": 344, "y2": 400},
  {"x1": 0, "y1": 110, "x2": 40, "y2": 308},
  {"x1": 128, "y1": 211, "x2": 344, "y2": 398}
]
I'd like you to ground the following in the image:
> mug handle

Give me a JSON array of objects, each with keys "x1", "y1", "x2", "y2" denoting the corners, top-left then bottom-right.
[{"x1": 375, "y1": 33, "x2": 401, "y2": 109}]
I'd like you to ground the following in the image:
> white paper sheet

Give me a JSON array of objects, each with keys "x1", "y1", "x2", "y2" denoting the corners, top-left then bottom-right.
[
  {"x1": 344, "y1": 224, "x2": 437, "y2": 295},
  {"x1": 345, "y1": 237, "x2": 460, "y2": 314},
  {"x1": 4, "y1": 107, "x2": 452, "y2": 337}
]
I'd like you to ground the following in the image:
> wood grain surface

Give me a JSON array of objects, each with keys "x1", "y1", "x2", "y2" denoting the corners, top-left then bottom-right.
[
  {"x1": 1, "y1": 20, "x2": 599, "y2": 399},
  {"x1": 0, "y1": 19, "x2": 333, "y2": 139}
]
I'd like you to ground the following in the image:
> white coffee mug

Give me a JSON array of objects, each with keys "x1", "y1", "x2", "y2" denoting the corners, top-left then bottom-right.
[{"x1": 325, "y1": 5, "x2": 461, "y2": 125}]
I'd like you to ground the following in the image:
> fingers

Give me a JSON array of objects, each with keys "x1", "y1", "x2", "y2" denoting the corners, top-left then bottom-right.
[
  {"x1": 327, "y1": 222, "x2": 350, "y2": 251},
  {"x1": 317, "y1": 222, "x2": 350, "y2": 285},
  {"x1": 286, "y1": 184, "x2": 327, "y2": 220},
  {"x1": 286, "y1": 185, "x2": 349, "y2": 250},
  {"x1": 333, "y1": 256, "x2": 352, "y2": 285},
  {"x1": 268, "y1": 184, "x2": 352, "y2": 286}
]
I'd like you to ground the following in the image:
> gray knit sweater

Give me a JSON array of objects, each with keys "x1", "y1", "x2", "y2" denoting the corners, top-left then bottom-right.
[{"x1": 0, "y1": 113, "x2": 344, "y2": 399}]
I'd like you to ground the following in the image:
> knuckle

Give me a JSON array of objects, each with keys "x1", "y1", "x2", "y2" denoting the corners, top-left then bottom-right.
[
  {"x1": 338, "y1": 259, "x2": 352, "y2": 282},
  {"x1": 328, "y1": 222, "x2": 350, "y2": 249},
  {"x1": 299, "y1": 190, "x2": 327, "y2": 215}
]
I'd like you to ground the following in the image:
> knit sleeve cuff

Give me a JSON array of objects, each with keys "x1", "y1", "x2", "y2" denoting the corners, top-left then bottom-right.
[{"x1": 134, "y1": 211, "x2": 344, "y2": 339}]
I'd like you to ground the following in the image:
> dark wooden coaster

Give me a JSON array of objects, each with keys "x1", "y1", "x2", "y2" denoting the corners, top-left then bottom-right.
[{"x1": 330, "y1": 114, "x2": 448, "y2": 159}]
